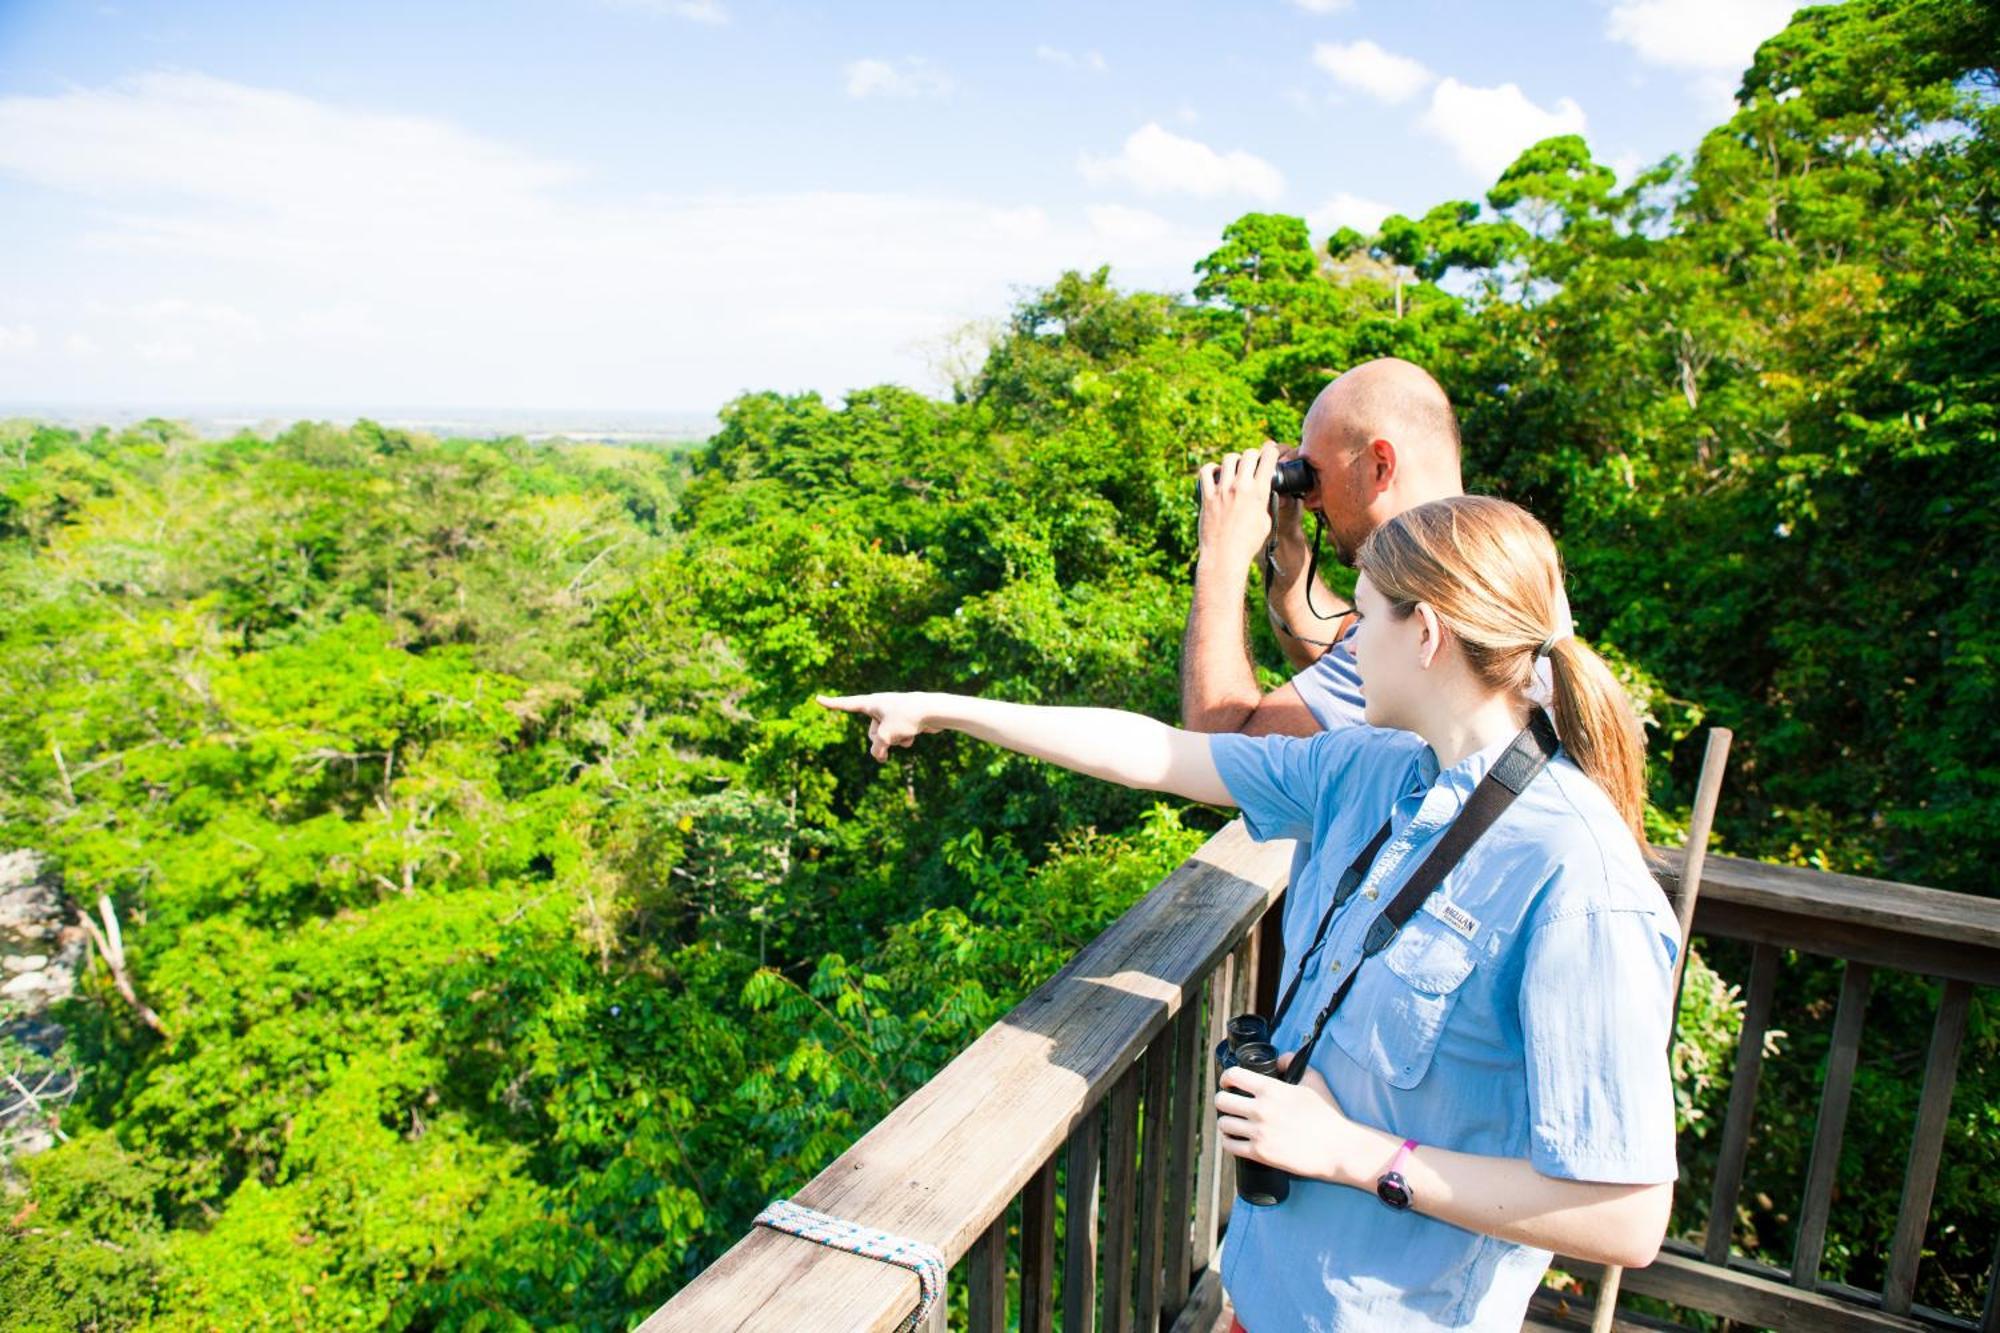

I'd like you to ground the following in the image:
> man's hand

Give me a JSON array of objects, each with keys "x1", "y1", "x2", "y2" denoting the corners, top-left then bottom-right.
[
  {"x1": 1197, "y1": 443, "x2": 1282, "y2": 572},
  {"x1": 817, "y1": 692, "x2": 935, "y2": 761},
  {"x1": 1263, "y1": 444, "x2": 1312, "y2": 587}
]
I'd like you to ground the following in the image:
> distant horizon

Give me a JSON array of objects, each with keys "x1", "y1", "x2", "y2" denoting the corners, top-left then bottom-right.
[{"x1": 3, "y1": 401, "x2": 724, "y2": 443}]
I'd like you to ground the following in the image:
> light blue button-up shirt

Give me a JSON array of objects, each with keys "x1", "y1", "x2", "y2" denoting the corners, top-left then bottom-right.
[
  {"x1": 1281, "y1": 624, "x2": 1370, "y2": 944},
  {"x1": 1210, "y1": 722, "x2": 1680, "y2": 1333}
]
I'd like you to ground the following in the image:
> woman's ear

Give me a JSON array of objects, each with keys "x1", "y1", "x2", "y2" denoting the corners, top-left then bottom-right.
[{"x1": 1413, "y1": 602, "x2": 1447, "y2": 670}]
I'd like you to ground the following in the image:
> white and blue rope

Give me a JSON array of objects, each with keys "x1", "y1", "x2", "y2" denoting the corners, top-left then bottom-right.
[{"x1": 753, "y1": 1198, "x2": 947, "y2": 1332}]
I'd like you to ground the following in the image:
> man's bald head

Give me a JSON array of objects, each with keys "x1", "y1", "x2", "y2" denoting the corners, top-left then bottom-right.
[
  {"x1": 1294, "y1": 357, "x2": 1464, "y2": 565},
  {"x1": 1304, "y1": 357, "x2": 1462, "y2": 487}
]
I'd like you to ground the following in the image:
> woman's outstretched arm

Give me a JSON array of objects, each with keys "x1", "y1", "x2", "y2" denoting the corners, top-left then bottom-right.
[{"x1": 817, "y1": 692, "x2": 1236, "y2": 807}]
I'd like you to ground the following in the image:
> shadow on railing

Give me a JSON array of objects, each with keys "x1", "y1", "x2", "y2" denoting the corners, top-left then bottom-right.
[{"x1": 645, "y1": 826, "x2": 2000, "y2": 1333}]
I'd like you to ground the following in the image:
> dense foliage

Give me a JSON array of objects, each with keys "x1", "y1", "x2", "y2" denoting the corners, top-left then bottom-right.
[{"x1": 1, "y1": 1, "x2": 1993, "y2": 1326}]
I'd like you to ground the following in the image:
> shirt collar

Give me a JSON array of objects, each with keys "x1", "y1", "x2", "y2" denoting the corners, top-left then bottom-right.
[{"x1": 1411, "y1": 726, "x2": 1528, "y2": 800}]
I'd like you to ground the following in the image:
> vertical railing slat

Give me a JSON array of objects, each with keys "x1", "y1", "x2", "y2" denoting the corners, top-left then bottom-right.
[
  {"x1": 1883, "y1": 978, "x2": 1973, "y2": 1315},
  {"x1": 1981, "y1": 1227, "x2": 2000, "y2": 1333},
  {"x1": 1705, "y1": 941, "x2": 1781, "y2": 1265},
  {"x1": 1137, "y1": 1034, "x2": 1173, "y2": 1330},
  {"x1": 1100, "y1": 1064, "x2": 1142, "y2": 1333},
  {"x1": 1063, "y1": 1105, "x2": 1102, "y2": 1333},
  {"x1": 1192, "y1": 951, "x2": 1233, "y2": 1272},
  {"x1": 1163, "y1": 1000, "x2": 1202, "y2": 1317},
  {"x1": 1020, "y1": 1155, "x2": 1058, "y2": 1333},
  {"x1": 1217, "y1": 933, "x2": 1257, "y2": 1236},
  {"x1": 1792, "y1": 960, "x2": 1874, "y2": 1289},
  {"x1": 966, "y1": 1208, "x2": 1008, "y2": 1333}
]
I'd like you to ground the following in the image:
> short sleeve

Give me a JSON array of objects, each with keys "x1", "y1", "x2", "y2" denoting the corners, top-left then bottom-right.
[
  {"x1": 1209, "y1": 727, "x2": 1391, "y2": 845},
  {"x1": 1289, "y1": 633, "x2": 1367, "y2": 732},
  {"x1": 1518, "y1": 908, "x2": 1680, "y2": 1184},
  {"x1": 1209, "y1": 732, "x2": 1320, "y2": 842}
]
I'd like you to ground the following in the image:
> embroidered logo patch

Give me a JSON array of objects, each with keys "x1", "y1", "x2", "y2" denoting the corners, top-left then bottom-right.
[{"x1": 1425, "y1": 897, "x2": 1480, "y2": 941}]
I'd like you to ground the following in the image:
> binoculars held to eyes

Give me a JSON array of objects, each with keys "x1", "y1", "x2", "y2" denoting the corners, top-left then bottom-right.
[
  {"x1": 1215, "y1": 1012, "x2": 1292, "y2": 1205},
  {"x1": 1271, "y1": 458, "x2": 1315, "y2": 498},
  {"x1": 1195, "y1": 457, "x2": 1316, "y2": 505}
]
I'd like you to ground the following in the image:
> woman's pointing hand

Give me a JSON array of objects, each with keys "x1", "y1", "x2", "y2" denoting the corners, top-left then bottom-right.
[{"x1": 816, "y1": 692, "x2": 935, "y2": 762}]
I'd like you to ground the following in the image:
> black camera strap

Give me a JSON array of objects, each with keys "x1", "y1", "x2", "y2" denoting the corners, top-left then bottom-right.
[
  {"x1": 1262, "y1": 508, "x2": 1352, "y2": 651},
  {"x1": 1276, "y1": 707, "x2": 1561, "y2": 1085}
]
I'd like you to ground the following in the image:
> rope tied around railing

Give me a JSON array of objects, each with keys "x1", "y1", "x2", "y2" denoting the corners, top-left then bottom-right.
[{"x1": 752, "y1": 1199, "x2": 947, "y2": 1331}]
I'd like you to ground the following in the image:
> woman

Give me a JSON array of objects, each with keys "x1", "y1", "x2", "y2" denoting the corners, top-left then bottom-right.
[{"x1": 820, "y1": 496, "x2": 1679, "y2": 1331}]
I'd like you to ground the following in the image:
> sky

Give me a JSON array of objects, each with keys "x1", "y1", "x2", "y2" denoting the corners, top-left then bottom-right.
[{"x1": 0, "y1": 0, "x2": 1804, "y2": 418}]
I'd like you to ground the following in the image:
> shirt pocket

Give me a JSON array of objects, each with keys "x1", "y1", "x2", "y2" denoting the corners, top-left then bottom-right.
[{"x1": 1328, "y1": 917, "x2": 1478, "y2": 1089}]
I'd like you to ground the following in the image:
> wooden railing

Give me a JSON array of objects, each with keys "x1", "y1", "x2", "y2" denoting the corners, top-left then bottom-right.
[
  {"x1": 646, "y1": 826, "x2": 2000, "y2": 1332},
  {"x1": 1548, "y1": 848, "x2": 2000, "y2": 1333}
]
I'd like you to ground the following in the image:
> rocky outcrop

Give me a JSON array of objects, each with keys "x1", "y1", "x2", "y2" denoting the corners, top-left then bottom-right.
[{"x1": 1, "y1": 850, "x2": 86, "y2": 1158}]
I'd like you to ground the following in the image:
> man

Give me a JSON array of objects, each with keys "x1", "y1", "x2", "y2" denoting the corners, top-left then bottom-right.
[
  {"x1": 1183, "y1": 357, "x2": 1471, "y2": 962},
  {"x1": 1182, "y1": 356, "x2": 1466, "y2": 742}
]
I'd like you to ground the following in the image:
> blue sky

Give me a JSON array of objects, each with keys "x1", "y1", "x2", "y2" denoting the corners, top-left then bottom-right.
[{"x1": 0, "y1": 0, "x2": 1800, "y2": 416}]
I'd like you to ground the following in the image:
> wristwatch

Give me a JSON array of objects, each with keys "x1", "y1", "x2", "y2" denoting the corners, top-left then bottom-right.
[{"x1": 1376, "y1": 1138, "x2": 1419, "y2": 1210}]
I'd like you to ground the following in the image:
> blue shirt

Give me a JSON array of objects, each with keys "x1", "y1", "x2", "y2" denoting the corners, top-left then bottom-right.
[
  {"x1": 1281, "y1": 632, "x2": 1555, "y2": 952},
  {"x1": 1280, "y1": 626, "x2": 1369, "y2": 935},
  {"x1": 1290, "y1": 623, "x2": 1368, "y2": 733},
  {"x1": 1210, "y1": 723, "x2": 1680, "y2": 1333}
]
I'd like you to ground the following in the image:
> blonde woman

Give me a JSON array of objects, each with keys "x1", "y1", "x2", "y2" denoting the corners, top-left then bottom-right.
[{"x1": 820, "y1": 496, "x2": 1678, "y2": 1331}]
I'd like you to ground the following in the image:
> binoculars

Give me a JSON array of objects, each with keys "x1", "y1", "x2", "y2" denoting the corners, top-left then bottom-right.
[
  {"x1": 1195, "y1": 457, "x2": 1316, "y2": 503},
  {"x1": 1214, "y1": 1012, "x2": 1292, "y2": 1206},
  {"x1": 1271, "y1": 458, "x2": 1315, "y2": 498}
]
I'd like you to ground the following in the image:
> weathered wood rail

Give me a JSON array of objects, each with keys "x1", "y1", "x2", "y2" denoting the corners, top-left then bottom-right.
[{"x1": 645, "y1": 826, "x2": 2000, "y2": 1332}]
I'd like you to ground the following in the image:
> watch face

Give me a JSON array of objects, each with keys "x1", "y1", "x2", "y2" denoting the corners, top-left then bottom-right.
[{"x1": 1376, "y1": 1171, "x2": 1412, "y2": 1210}]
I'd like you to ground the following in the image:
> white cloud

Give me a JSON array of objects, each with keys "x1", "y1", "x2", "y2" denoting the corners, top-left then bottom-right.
[
  {"x1": 0, "y1": 325, "x2": 39, "y2": 356},
  {"x1": 1418, "y1": 78, "x2": 1588, "y2": 179},
  {"x1": 1285, "y1": 0, "x2": 1354, "y2": 12},
  {"x1": 843, "y1": 57, "x2": 956, "y2": 100},
  {"x1": 0, "y1": 73, "x2": 1210, "y2": 410},
  {"x1": 1083, "y1": 205, "x2": 1213, "y2": 272},
  {"x1": 1086, "y1": 204, "x2": 1173, "y2": 244},
  {"x1": 1605, "y1": 0, "x2": 1795, "y2": 116},
  {"x1": 1079, "y1": 123, "x2": 1285, "y2": 201},
  {"x1": 0, "y1": 72, "x2": 575, "y2": 210},
  {"x1": 1311, "y1": 40, "x2": 1435, "y2": 104},
  {"x1": 1308, "y1": 191, "x2": 1395, "y2": 235},
  {"x1": 1035, "y1": 45, "x2": 1107, "y2": 73},
  {"x1": 1605, "y1": 0, "x2": 1794, "y2": 73}
]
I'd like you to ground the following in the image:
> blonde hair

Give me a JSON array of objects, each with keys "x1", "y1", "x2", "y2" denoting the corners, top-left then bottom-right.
[{"x1": 1357, "y1": 496, "x2": 1649, "y2": 849}]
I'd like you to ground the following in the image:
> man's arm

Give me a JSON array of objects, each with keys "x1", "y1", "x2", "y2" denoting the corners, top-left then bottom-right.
[
  {"x1": 1262, "y1": 492, "x2": 1351, "y2": 672},
  {"x1": 1182, "y1": 444, "x2": 1323, "y2": 738}
]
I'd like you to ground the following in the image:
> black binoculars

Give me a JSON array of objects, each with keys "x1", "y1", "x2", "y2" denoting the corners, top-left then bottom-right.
[
  {"x1": 1214, "y1": 1012, "x2": 1291, "y2": 1206},
  {"x1": 1271, "y1": 458, "x2": 1315, "y2": 498},
  {"x1": 1195, "y1": 457, "x2": 1315, "y2": 503}
]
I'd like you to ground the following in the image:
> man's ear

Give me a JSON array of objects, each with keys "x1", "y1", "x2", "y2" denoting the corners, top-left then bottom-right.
[
  {"x1": 1414, "y1": 602, "x2": 1447, "y2": 670},
  {"x1": 1366, "y1": 437, "x2": 1397, "y2": 492}
]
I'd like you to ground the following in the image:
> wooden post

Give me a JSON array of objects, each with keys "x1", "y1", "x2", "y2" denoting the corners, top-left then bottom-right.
[
  {"x1": 1064, "y1": 1108, "x2": 1103, "y2": 1333},
  {"x1": 1590, "y1": 726, "x2": 1731, "y2": 1332},
  {"x1": 1020, "y1": 1156, "x2": 1058, "y2": 1332},
  {"x1": 1882, "y1": 979, "x2": 1972, "y2": 1315}
]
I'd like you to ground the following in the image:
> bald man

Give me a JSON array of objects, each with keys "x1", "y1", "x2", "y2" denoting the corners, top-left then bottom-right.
[{"x1": 1182, "y1": 357, "x2": 1466, "y2": 740}]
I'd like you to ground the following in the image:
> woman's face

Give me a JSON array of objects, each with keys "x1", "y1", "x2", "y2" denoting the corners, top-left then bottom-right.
[{"x1": 1351, "y1": 572, "x2": 1428, "y2": 730}]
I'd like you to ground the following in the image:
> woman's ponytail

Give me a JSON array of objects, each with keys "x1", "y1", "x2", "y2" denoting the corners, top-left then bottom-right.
[
  {"x1": 1359, "y1": 495, "x2": 1654, "y2": 857},
  {"x1": 1544, "y1": 636, "x2": 1649, "y2": 849}
]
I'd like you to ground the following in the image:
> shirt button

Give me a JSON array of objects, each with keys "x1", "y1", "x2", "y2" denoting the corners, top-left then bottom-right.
[{"x1": 1364, "y1": 889, "x2": 1379, "y2": 900}]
